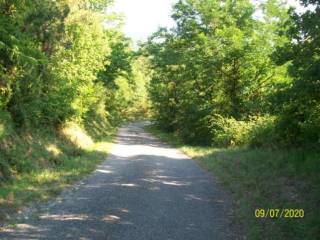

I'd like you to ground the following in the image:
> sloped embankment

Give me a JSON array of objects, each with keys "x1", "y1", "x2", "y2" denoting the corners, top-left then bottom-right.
[{"x1": 0, "y1": 111, "x2": 116, "y2": 225}]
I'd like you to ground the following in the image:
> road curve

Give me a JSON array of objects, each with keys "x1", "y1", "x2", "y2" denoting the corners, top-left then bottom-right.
[{"x1": 0, "y1": 122, "x2": 234, "y2": 240}]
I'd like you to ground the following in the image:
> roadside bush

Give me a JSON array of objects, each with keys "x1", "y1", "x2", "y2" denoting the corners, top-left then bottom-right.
[
  {"x1": 211, "y1": 114, "x2": 277, "y2": 148},
  {"x1": 248, "y1": 116, "x2": 278, "y2": 148},
  {"x1": 277, "y1": 102, "x2": 320, "y2": 147},
  {"x1": 211, "y1": 114, "x2": 253, "y2": 147},
  {"x1": 0, "y1": 111, "x2": 14, "y2": 180},
  {"x1": 176, "y1": 112, "x2": 212, "y2": 146},
  {"x1": 0, "y1": 111, "x2": 12, "y2": 140}
]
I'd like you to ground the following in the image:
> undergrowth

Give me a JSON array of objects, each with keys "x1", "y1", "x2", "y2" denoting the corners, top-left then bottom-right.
[{"x1": 0, "y1": 113, "x2": 116, "y2": 225}]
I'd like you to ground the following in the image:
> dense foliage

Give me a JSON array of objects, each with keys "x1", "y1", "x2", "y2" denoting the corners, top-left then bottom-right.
[
  {"x1": 0, "y1": 0, "x2": 319, "y2": 237},
  {"x1": 145, "y1": 2, "x2": 320, "y2": 238},
  {"x1": 145, "y1": 0, "x2": 319, "y2": 148},
  {"x1": 275, "y1": 0, "x2": 320, "y2": 145},
  {"x1": 0, "y1": 0, "x2": 149, "y2": 127},
  {"x1": 0, "y1": 0, "x2": 150, "y2": 179}
]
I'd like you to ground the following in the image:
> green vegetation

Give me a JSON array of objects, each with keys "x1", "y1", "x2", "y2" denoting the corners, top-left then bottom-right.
[
  {"x1": 144, "y1": 0, "x2": 290, "y2": 145},
  {"x1": 146, "y1": 125, "x2": 320, "y2": 240},
  {"x1": 144, "y1": 0, "x2": 319, "y2": 149},
  {"x1": 0, "y1": 114, "x2": 115, "y2": 223},
  {"x1": 144, "y1": 0, "x2": 320, "y2": 239},
  {"x1": 1, "y1": 0, "x2": 319, "y2": 238},
  {"x1": 0, "y1": 0, "x2": 150, "y2": 224}
]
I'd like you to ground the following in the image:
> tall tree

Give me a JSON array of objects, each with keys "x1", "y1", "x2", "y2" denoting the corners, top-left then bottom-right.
[
  {"x1": 146, "y1": 0, "x2": 289, "y2": 144},
  {"x1": 276, "y1": 0, "x2": 320, "y2": 145}
]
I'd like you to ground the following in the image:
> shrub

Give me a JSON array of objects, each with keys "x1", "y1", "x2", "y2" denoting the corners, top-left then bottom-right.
[
  {"x1": 277, "y1": 103, "x2": 320, "y2": 147},
  {"x1": 249, "y1": 115, "x2": 278, "y2": 148},
  {"x1": 0, "y1": 111, "x2": 14, "y2": 180},
  {"x1": 0, "y1": 111, "x2": 13, "y2": 140},
  {"x1": 211, "y1": 114, "x2": 252, "y2": 147},
  {"x1": 211, "y1": 114, "x2": 277, "y2": 148}
]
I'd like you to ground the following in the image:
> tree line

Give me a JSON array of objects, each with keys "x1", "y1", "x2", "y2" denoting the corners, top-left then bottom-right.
[
  {"x1": 0, "y1": 0, "x2": 151, "y2": 180},
  {"x1": 144, "y1": 0, "x2": 319, "y2": 148},
  {"x1": 0, "y1": 0, "x2": 148, "y2": 130}
]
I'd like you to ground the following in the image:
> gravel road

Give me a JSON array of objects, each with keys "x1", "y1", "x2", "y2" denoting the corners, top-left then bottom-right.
[{"x1": 0, "y1": 122, "x2": 234, "y2": 240}]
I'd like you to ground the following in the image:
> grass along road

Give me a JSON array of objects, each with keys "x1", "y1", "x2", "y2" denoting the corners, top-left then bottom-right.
[
  {"x1": 145, "y1": 124, "x2": 320, "y2": 240},
  {"x1": 0, "y1": 116, "x2": 116, "y2": 227},
  {"x1": 0, "y1": 122, "x2": 234, "y2": 240}
]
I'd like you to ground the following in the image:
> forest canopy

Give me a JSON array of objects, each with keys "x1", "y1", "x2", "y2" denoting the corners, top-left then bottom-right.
[
  {"x1": 0, "y1": 0, "x2": 149, "y2": 128},
  {"x1": 144, "y1": 0, "x2": 320, "y2": 148},
  {"x1": 0, "y1": 0, "x2": 319, "y2": 238},
  {"x1": 0, "y1": 0, "x2": 150, "y2": 181}
]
